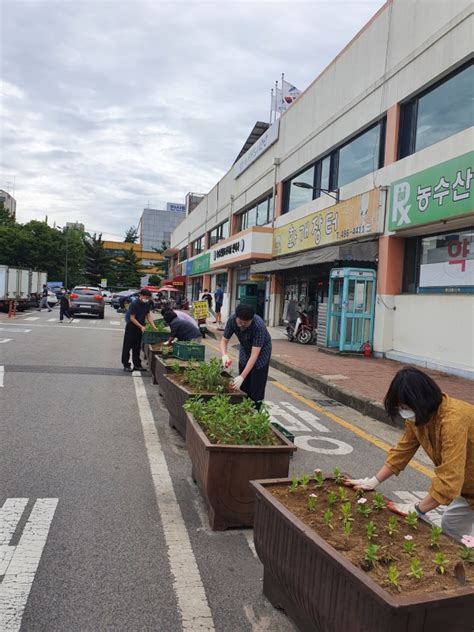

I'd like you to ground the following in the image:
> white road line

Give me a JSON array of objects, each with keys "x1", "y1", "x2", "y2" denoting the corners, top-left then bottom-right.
[
  {"x1": 0, "y1": 498, "x2": 58, "y2": 632},
  {"x1": 133, "y1": 376, "x2": 215, "y2": 631},
  {"x1": 0, "y1": 323, "x2": 122, "y2": 332},
  {"x1": 0, "y1": 339, "x2": 13, "y2": 345},
  {"x1": 22, "y1": 317, "x2": 40, "y2": 321},
  {"x1": 0, "y1": 366, "x2": 4, "y2": 387},
  {"x1": 110, "y1": 321, "x2": 120, "y2": 325},
  {"x1": 0, "y1": 499, "x2": 28, "y2": 545},
  {"x1": 47, "y1": 318, "x2": 57, "y2": 322},
  {"x1": 0, "y1": 328, "x2": 31, "y2": 334}
]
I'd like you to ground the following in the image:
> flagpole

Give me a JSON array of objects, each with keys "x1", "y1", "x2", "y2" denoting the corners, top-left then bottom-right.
[
  {"x1": 274, "y1": 80, "x2": 279, "y2": 119},
  {"x1": 269, "y1": 88, "x2": 274, "y2": 124}
]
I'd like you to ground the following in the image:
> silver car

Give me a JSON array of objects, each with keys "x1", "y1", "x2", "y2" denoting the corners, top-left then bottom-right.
[{"x1": 70, "y1": 286, "x2": 105, "y2": 319}]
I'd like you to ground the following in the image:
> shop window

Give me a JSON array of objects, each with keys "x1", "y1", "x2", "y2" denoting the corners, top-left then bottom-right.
[
  {"x1": 208, "y1": 221, "x2": 229, "y2": 247},
  {"x1": 215, "y1": 273, "x2": 228, "y2": 292},
  {"x1": 285, "y1": 165, "x2": 315, "y2": 213},
  {"x1": 337, "y1": 122, "x2": 385, "y2": 188},
  {"x1": 399, "y1": 62, "x2": 474, "y2": 159},
  {"x1": 418, "y1": 228, "x2": 473, "y2": 293},
  {"x1": 178, "y1": 246, "x2": 188, "y2": 262},
  {"x1": 191, "y1": 236, "x2": 203, "y2": 256},
  {"x1": 402, "y1": 237, "x2": 419, "y2": 294},
  {"x1": 238, "y1": 195, "x2": 272, "y2": 231}
]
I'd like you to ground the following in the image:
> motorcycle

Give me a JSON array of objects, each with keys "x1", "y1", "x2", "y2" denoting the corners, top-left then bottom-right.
[{"x1": 285, "y1": 307, "x2": 315, "y2": 345}]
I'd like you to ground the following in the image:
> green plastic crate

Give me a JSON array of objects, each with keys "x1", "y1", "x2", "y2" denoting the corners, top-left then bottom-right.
[
  {"x1": 271, "y1": 422, "x2": 295, "y2": 458},
  {"x1": 142, "y1": 330, "x2": 170, "y2": 344},
  {"x1": 172, "y1": 341, "x2": 205, "y2": 361}
]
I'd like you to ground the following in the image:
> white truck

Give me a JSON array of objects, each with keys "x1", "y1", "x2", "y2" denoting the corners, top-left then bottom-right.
[{"x1": 0, "y1": 265, "x2": 47, "y2": 311}]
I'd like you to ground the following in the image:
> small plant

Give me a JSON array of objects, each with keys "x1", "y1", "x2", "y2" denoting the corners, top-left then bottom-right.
[
  {"x1": 327, "y1": 491, "x2": 338, "y2": 507},
  {"x1": 333, "y1": 467, "x2": 343, "y2": 484},
  {"x1": 385, "y1": 515, "x2": 399, "y2": 537},
  {"x1": 407, "y1": 558, "x2": 424, "y2": 580},
  {"x1": 459, "y1": 535, "x2": 474, "y2": 562},
  {"x1": 183, "y1": 358, "x2": 229, "y2": 393},
  {"x1": 433, "y1": 552, "x2": 449, "y2": 575},
  {"x1": 387, "y1": 565, "x2": 401, "y2": 591},
  {"x1": 372, "y1": 492, "x2": 386, "y2": 510},
  {"x1": 355, "y1": 488, "x2": 365, "y2": 499},
  {"x1": 313, "y1": 469, "x2": 324, "y2": 488},
  {"x1": 307, "y1": 494, "x2": 317, "y2": 512},
  {"x1": 429, "y1": 525, "x2": 443, "y2": 548},
  {"x1": 342, "y1": 520, "x2": 353, "y2": 537},
  {"x1": 300, "y1": 474, "x2": 310, "y2": 490},
  {"x1": 323, "y1": 508, "x2": 334, "y2": 530},
  {"x1": 403, "y1": 535, "x2": 416, "y2": 556},
  {"x1": 365, "y1": 521, "x2": 377, "y2": 541},
  {"x1": 338, "y1": 486, "x2": 349, "y2": 502},
  {"x1": 405, "y1": 511, "x2": 418, "y2": 530},
  {"x1": 357, "y1": 497, "x2": 371, "y2": 518},
  {"x1": 363, "y1": 544, "x2": 380, "y2": 569},
  {"x1": 339, "y1": 502, "x2": 353, "y2": 525},
  {"x1": 288, "y1": 477, "x2": 299, "y2": 493},
  {"x1": 170, "y1": 361, "x2": 182, "y2": 374}
]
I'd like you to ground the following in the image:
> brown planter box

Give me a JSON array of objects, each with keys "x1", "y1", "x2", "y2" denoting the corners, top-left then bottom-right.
[
  {"x1": 250, "y1": 479, "x2": 474, "y2": 632},
  {"x1": 152, "y1": 355, "x2": 189, "y2": 392},
  {"x1": 186, "y1": 414, "x2": 296, "y2": 530},
  {"x1": 161, "y1": 374, "x2": 247, "y2": 439}
]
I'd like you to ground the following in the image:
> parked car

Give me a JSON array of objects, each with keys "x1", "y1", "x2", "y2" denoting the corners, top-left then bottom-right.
[
  {"x1": 69, "y1": 286, "x2": 105, "y2": 319},
  {"x1": 101, "y1": 290, "x2": 112, "y2": 303},
  {"x1": 47, "y1": 291, "x2": 58, "y2": 307},
  {"x1": 111, "y1": 289, "x2": 138, "y2": 310}
]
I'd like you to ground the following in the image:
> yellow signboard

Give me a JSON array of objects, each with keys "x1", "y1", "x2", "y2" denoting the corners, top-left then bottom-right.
[
  {"x1": 273, "y1": 189, "x2": 380, "y2": 257},
  {"x1": 193, "y1": 300, "x2": 209, "y2": 319}
]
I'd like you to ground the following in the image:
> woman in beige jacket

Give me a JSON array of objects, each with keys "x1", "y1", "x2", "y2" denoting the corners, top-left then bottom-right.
[{"x1": 345, "y1": 367, "x2": 473, "y2": 542}]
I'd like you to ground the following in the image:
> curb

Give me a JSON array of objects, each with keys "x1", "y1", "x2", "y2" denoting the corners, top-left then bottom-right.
[{"x1": 269, "y1": 357, "x2": 404, "y2": 430}]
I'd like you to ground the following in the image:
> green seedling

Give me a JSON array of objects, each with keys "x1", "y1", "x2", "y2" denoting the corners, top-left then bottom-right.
[
  {"x1": 372, "y1": 492, "x2": 386, "y2": 510},
  {"x1": 429, "y1": 526, "x2": 443, "y2": 548},
  {"x1": 338, "y1": 486, "x2": 349, "y2": 503},
  {"x1": 365, "y1": 521, "x2": 377, "y2": 541},
  {"x1": 407, "y1": 558, "x2": 423, "y2": 580},
  {"x1": 313, "y1": 469, "x2": 324, "y2": 488},
  {"x1": 327, "y1": 491, "x2": 338, "y2": 507},
  {"x1": 288, "y1": 477, "x2": 299, "y2": 493},
  {"x1": 363, "y1": 544, "x2": 380, "y2": 569},
  {"x1": 307, "y1": 494, "x2": 317, "y2": 512},
  {"x1": 333, "y1": 467, "x2": 343, "y2": 484},
  {"x1": 300, "y1": 474, "x2": 310, "y2": 490},
  {"x1": 385, "y1": 516, "x2": 399, "y2": 537},
  {"x1": 433, "y1": 552, "x2": 449, "y2": 575},
  {"x1": 342, "y1": 520, "x2": 353, "y2": 537},
  {"x1": 357, "y1": 498, "x2": 371, "y2": 518},
  {"x1": 355, "y1": 488, "x2": 365, "y2": 499},
  {"x1": 387, "y1": 565, "x2": 401, "y2": 591},
  {"x1": 323, "y1": 509, "x2": 334, "y2": 530},
  {"x1": 459, "y1": 546, "x2": 474, "y2": 563},
  {"x1": 405, "y1": 511, "x2": 418, "y2": 530},
  {"x1": 339, "y1": 502, "x2": 353, "y2": 524},
  {"x1": 403, "y1": 538, "x2": 416, "y2": 557}
]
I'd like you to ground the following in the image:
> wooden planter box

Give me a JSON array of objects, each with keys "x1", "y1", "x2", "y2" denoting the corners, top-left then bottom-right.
[
  {"x1": 161, "y1": 374, "x2": 247, "y2": 439},
  {"x1": 186, "y1": 414, "x2": 296, "y2": 530},
  {"x1": 250, "y1": 479, "x2": 474, "y2": 632}
]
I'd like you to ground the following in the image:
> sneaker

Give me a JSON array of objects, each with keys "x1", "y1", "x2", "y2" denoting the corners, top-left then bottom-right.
[{"x1": 123, "y1": 365, "x2": 133, "y2": 372}]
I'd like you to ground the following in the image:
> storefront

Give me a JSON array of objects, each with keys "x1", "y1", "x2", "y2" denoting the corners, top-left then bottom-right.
[{"x1": 184, "y1": 252, "x2": 212, "y2": 301}]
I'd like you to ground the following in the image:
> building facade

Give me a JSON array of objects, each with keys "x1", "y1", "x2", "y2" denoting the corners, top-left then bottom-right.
[
  {"x1": 0, "y1": 189, "x2": 16, "y2": 220},
  {"x1": 169, "y1": 0, "x2": 473, "y2": 378},
  {"x1": 102, "y1": 241, "x2": 164, "y2": 286},
  {"x1": 138, "y1": 204, "x2": 186, "y2": 251}
]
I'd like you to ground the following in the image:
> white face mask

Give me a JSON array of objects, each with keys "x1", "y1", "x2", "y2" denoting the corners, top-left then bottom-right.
[{"x1": 399, "y1": 408, "x2": 415, "y2": 420}]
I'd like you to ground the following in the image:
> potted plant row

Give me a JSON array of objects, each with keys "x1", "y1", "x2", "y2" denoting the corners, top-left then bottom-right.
[
  {"x1": 160, "y1": 358, "x2": 247, "y2": 438},
  {"x1": 250, "y1": 470, "x2": 474, "y2": 632},
  {"x1": 184, "y1": 395, "x2": 296, "y2": 530}
]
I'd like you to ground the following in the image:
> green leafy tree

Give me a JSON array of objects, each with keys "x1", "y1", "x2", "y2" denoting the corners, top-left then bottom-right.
[
  {"x1": 0, "y1": 201, "x2": 16, "y2": 226},
  {"x1": 113, "y1": 248, "x2": 143, "y2": 288},
  {"x1": 148, "y1": 274, "x2": 163, "y2": 286},
  {"x1": 84, "y1": 233, "x2": 112, "y2": 286},
  {"x1": 124, "y1": 226, "x2": 139, "y2": 243},
  {"x1": 62, "y1": 228, "x2": 86, "y2": 288}
]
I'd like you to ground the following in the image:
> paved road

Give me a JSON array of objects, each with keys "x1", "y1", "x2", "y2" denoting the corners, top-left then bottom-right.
[{"x1": 0, "y1": 306, "x2": 437, "y2": 631}]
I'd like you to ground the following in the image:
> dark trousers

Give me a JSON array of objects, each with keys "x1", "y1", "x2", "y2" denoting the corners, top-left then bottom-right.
[
  {"x1": 239, "y1": 362, "x2": 270, "y2": 410},
  {"x1": 59, "y1": 306, "x2": 71, "y2": 321},
  {"x1": 121, "y1": 323, "x2": 143, "y2": 368}
]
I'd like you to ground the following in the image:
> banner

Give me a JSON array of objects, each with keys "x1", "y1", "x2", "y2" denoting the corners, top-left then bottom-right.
[
  {"x1": 273, "y1": 189, "x2": 380, "y2": 256},
  {"x1": 388, "y1": 152, "x2": 473, "y2": 231},
  {"x1": 193, "y1": 300, "x2": 209, "y2": 319}
]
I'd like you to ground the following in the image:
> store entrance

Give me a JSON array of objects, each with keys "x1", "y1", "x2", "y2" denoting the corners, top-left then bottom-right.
[{"x1": 237, "y1": 283, "x2": 266, "y2": 318}]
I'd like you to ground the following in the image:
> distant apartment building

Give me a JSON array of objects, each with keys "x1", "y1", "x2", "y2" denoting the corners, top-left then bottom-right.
[
  {"x1": 138, "y1": 203, "x2": 186, "y2": 251},
  {"x1": 102, "y1": 241, "x2": 165, "y2": 287},
  {"x1": 0, "y1": 189, "x2": 16, "y2": 219},
  {"x1": 66, "y1": 221, "x2": 85, "y2": 232}
]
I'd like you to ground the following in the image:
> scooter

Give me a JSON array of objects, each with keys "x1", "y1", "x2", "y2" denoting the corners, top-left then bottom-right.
[{"x1": 285, "y1": 308, "x2": 315, "y2": 344}]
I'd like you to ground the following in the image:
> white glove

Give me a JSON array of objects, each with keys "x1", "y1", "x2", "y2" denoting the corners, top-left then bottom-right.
[
  {"x1": 387, "y1": 501, "x2": 427, "y2": 519},
  {"x1": 222, "y1": 354, "x2": 232, "y2": 368},
  {"x1": 231, "y1": 375, "x2": 244, "y2": 390},
  {"x1": 343, "y1": 476, "x2": 379, "y2": 491}
]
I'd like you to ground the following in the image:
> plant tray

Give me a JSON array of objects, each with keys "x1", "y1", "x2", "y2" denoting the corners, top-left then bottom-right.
[
  {"x1": 172, "y1": 341, "x2": 205, "y2": 361},
  {"x1": 142, "y1": 330, "x2": 170, "y2": 344},
  {"x1": 270, "y1": 422, "x2": 294, "y2": 458}
]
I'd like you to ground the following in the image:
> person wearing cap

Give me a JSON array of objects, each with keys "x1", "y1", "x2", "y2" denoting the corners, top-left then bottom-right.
[
  {"x1": 220, "y1": 303, "x2": 272, "y2": 410},
  {"x1": 121, "y1": 289, "x2": 157, "y2": 372}
]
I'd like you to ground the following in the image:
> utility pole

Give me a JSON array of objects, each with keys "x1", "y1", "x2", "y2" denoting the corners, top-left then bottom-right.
[{"x1": 64, "y1": 227, "x2": 69, "y2": 289}]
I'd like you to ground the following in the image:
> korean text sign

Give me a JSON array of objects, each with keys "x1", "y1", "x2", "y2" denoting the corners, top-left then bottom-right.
[
  {"x1": 273, "y1": 189, "x2": 380, "y2": 256},
  {"x1": 388, "y1": 152, "x2": 473, "y2": 231},
  {"x1": 193, "y1": 300, "x2": 209, "y2": 319}
]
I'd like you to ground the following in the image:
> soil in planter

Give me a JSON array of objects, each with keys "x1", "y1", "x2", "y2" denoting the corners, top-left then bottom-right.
[
  {"x1": 168, "y1": 372, "x2": 235, "y2": 395},
  {"x1": 270, "y1": 479, "x2": 473, "y2": 596}
]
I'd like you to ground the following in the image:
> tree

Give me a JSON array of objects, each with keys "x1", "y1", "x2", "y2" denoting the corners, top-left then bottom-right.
[
  {"x1": 84, "y1": 233, "x2": 112, "y2": 286},
  {"x1": 0, "y1": 201, "x2": 15, "y2": 226},
  {"x1": 147, "y1": 274, "x2": 163, "y2": 286},
  {"x1": 124, "y1": 226, "x2": 139, "y2": 243},
  {"x1": 113, "y1": 248, "x2": 143, "y2": 288},
  {"x1": 62, "y1": 228, "x2": 86, "y2": 288}
]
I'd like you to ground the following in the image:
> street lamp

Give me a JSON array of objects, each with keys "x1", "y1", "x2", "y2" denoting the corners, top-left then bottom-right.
[{"x1": 293, "y1": 181, "x2": 340, "y2": 203}]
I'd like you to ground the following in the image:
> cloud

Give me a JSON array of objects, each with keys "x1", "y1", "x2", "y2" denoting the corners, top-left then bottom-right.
[{"x1": 1, "y1": 0, "x2": 385, "y2": 241}]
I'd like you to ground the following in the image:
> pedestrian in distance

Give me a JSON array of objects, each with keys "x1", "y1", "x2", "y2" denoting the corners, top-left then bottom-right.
[
  {"x1": 220, "y1": 303, "x2": 272, "y2": 410},
  {"x1": 200, "y1": 288, "x2": 215, "y2": 319},
  {"x1": 37, "y1": 284, "x2": 52, "y2": 312},
  {"x1": 213, "y1": 283, "x2": 224, "y2": 329},
  {"x1": 121, "y1": 289, "x2": 157, "y2": 372},
  {"x1": 59, "y1": 289, "x2": 73, "y2": 323},
  {"x1": 344, "y1": 366, "x2": 474, "y2": 542},
  {"x1": 162, "y1": 309, "x2": 202, "y2": 345}
]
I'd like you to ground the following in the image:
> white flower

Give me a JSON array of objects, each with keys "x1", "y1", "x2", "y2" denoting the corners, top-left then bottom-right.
[
  {"x1": 314, "y1": 468, "x2": 321, "y2": 474},
  {"x1": 309, "y1": 493, "x2": 317, "y2": 498},
  {"x1": 404, "y1": 535, "x2": 413, "y2": 541},
  {"x1": 357, "y1": 498, "x2": 367, "y2": 504}
]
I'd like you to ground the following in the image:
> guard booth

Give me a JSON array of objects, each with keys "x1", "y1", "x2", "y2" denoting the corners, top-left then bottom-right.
[{"x1": 326, "y1": 268, "x2": 376, "y2": 352}]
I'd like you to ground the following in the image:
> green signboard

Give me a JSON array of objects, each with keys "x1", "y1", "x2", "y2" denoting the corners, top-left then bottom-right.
[
  {"x1": 185, "y1": 252, "x2": 211, "y2": 276},
  {"x1": 388, "y1": 152, "x2": 473, "y2": 231}
]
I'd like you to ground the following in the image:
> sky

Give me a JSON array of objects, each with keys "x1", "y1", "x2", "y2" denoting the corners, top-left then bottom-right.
[{"x1": 1, "y1": 0, "x2": 385, "y2": 241}]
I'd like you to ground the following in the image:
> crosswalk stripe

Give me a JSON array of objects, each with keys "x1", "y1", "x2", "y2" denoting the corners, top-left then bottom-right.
[
  {"x1": 47, "y1": 318, "x2": 57, "y2": 322},
  {"x1": 23, "y1": 317, "x2": 39, "y2": 321},
  {"x1": 0, "y1": 339, "x2": 13, "y2": 344}
]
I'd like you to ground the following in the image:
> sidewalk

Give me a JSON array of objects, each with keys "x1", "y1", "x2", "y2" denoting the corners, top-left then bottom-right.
[{"x1": 206, "y1": 322, "x2": 474, "y2": 426}]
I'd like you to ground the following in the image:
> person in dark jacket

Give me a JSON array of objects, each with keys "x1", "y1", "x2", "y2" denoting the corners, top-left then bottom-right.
[
  {"x1": 162, "y1": 310, "x2": 202, "y2": 344},
  {"x1": 121, "y1": 289, "x2": 157, "y2": 372},
  {"x1": 59, "y1": 289, "x2": 73, "y2": 322}
]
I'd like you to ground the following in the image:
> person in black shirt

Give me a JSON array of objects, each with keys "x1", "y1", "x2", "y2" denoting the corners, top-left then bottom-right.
[
  {"x1": 162, "y1": 310, "x2": 202, "y2": 343},
  {"x1": 121, "y1": 289, "x2": 157, "y2": 372},
  {"x1": 59, "y1": 289, "x2": 73, "y2": 322}
]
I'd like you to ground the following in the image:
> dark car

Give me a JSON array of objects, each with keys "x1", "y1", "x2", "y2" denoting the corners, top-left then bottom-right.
[
  {"x1": 111, "y1": 289, "x2": 138, "y2": 310},
  {"x1": 70, "y1": 286, "x2": 105, "y2": 319}
]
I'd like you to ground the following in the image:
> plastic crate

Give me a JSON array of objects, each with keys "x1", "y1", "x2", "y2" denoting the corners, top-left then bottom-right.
[
  {"x1": 271, "y1": 422, "x2": 295, "y2": 458},
  {"x1": 172, "y1": 341, "x2": 205, "y2": 361},
  {"x1": 142, "y1": 330, "x2": 170, "y2": 344}
]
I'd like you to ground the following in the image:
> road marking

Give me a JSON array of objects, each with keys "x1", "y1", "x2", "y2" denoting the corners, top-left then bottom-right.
[
  {"x1": 47, "y1": 318, "x2": 57, "y2": 322},
  {"x1": 22, "y1": 317, "x2": 39, "y2": 321},
  {"x1": 0, "y1": 328, "x2": 31, "y2": 334},
  {"x1": 0, "y1": 499, "x2": 28, "y2": 544},
  {"x1": 272, "y1": 381, "x2": 434, "y2": 479},
  {"x1": 110, "y1": 321, "x2": 120, "y2": 325},
  {"x1": 294, "y1": 435, "x2": 353, "y2": 454},
  {"x1": 132, "y1": 376, "x2": 215, "y2": 631},
  {"x1": 0, "y1": 339, "x2": 13, "y2": 345},
  {"x1": 0, "y1": 498, "x2": 58, "y2": 632},
  {"x1": 0, "y1": 366, "x2": 4, "y2": 387},
  {"x1": 0, "y1": 323, "x2": 122, "y2": 332}
]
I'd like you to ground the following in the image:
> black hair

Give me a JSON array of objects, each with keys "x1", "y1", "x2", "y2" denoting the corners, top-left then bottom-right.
[
  {"x1": 140, "y1": 289, "x2": 152, "y2": 297},
  {"x1": 235, "y1": 303, "x2": 255, "y2": 321},
  {"x1": 162, "y1": 310, "x2": 177, "y2": 324},
  {"x1": 384, "y1": 367, "x2": 443, "y2": 426}
]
